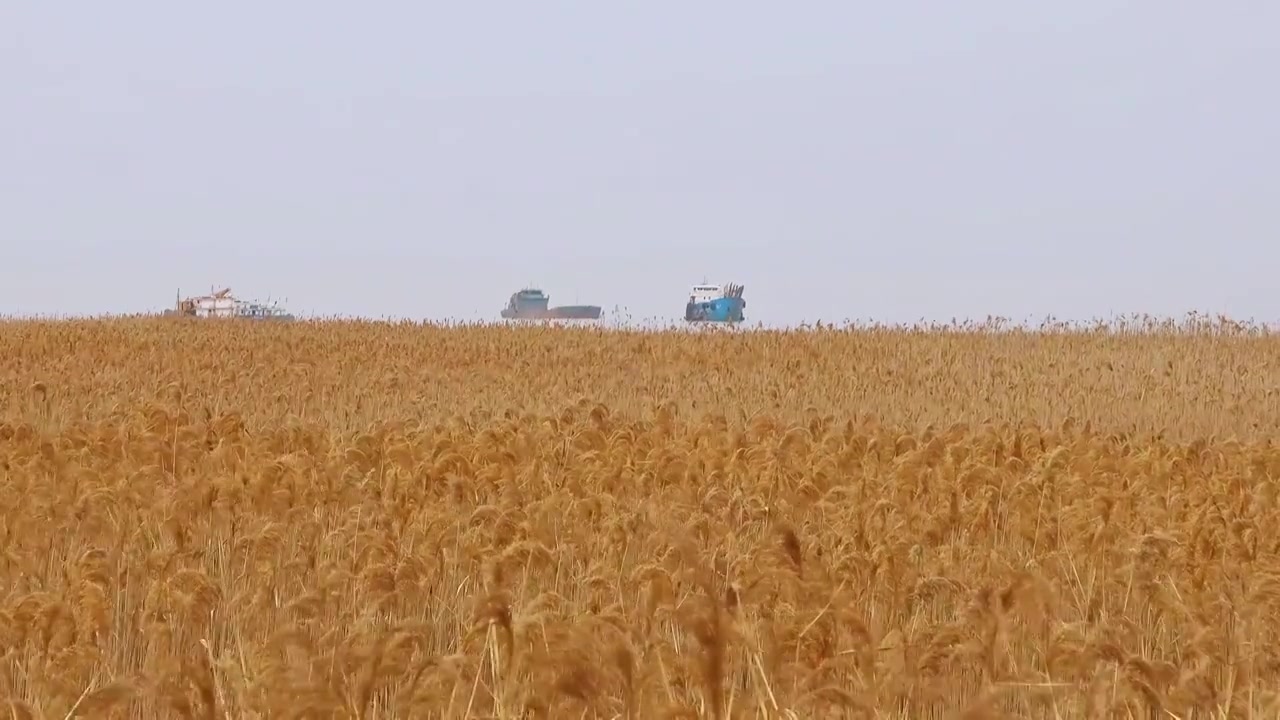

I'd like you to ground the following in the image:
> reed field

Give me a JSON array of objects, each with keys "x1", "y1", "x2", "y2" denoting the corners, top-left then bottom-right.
[{"x1": 4, "y1": 316, "x2": 1280, "y2": 719}]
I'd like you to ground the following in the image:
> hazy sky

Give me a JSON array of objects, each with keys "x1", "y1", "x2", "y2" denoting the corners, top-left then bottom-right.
[{"x1": 3, "y1": 3, "x2": 1277, "y2": 326}]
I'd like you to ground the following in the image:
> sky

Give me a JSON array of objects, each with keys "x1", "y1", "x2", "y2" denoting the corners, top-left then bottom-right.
[{"x1": 2, "y1": 2, "x2": 1277, "y2": 327}]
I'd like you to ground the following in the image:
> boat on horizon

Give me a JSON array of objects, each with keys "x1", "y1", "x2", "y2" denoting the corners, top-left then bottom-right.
[
  {"x1": 164, "y1": 287, "x2": 295, "y2": 321},
  {"x1": 500, "y1": 287, "x2": 602, "y2": 321},
  {"x1": 684, "y1": 282, "x2": 746, "y2": 324}
]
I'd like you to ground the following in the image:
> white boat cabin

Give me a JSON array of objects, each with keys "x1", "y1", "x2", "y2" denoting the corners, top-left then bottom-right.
[
  {"x1": 689, "y1": 284, "x2": 723, "y2": 304},
  {"x1": 187, "y1": 296, "x2": 239, "y2": 317}
]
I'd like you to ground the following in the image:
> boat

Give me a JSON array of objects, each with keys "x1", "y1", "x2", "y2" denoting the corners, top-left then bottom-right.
[
  {"x1": 500, "y1": 288, "x2": 602, "y2": 321},
  {"x1": 166, "y1": 287, "x2": 295, "y2": 321},
  {"x1": 684, "y1": 282, "x2": 746, "y2": 323}
]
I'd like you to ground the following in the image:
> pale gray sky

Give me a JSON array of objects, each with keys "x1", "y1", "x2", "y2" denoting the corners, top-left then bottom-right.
[{"x1": 3, "y1": 3, "x2": 1277, "y2": 326}]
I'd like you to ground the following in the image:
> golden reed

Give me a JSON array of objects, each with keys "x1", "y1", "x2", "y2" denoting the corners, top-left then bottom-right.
[{"x1": 1, "y1": 315, "x2": 1278, "y2": 718}]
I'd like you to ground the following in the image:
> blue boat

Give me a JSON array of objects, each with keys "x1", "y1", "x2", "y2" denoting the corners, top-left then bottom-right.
[{"x1": 684, "y1": 282, "x2": 746, "y2": 323}]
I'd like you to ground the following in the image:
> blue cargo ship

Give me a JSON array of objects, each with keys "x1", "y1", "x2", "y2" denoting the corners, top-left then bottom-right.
[{"x1": 684, "y1": 282, "x2": 746, "y2": 323}]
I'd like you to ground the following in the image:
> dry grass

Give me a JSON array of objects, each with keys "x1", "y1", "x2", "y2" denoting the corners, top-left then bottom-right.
[{"x1": 2, "y1": 316, "x2": 1280, "y2": 718}]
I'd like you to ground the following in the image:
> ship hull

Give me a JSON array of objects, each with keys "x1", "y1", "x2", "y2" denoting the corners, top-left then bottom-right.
[
  {"x1": 164, "y1": 309, "x2": 294, "y2": 321},
  {"x1": 502, "y1": 304, "x2": 602, "y2": 320},
  {"x1": 685, "y1": 297, "x2": 745, "y2": 323}
]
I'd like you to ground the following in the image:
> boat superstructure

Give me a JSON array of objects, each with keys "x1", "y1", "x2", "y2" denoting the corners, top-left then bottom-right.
[
  {"x1": 500, "y1": 287, "x2": 602, "y2": 320},
  {"x1": 169, "y1": 287, "x2": 295, "y2": 321},
  {"x1": 684, "y1": 282, "x2": 746, "y2": 323}
]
